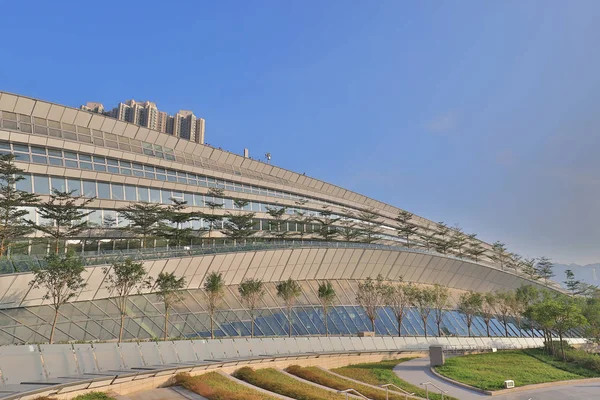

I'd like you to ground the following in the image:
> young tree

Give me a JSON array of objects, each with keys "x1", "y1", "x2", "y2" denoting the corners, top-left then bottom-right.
[
  {"x1": 410, "y1": 286, "x2": 436, "y2": 338},
  {"x1": 481, "y1": 292, "x2": 497, "y2": 337},
  {"x1": 551, "y1": 297, "x2": 587, "y2": 360},
  {"x1": 33, "y1": 189, "x2": 94, "y2": 254},
  {"x1": 276, "y1": 278, "x2": 302, "y2": 337},
  {"x1": 385, "y1": 280, "x2": 411, "y2": 337},
  {"x1": 202, "y1": 188, "x2": 225, "y2": 240},
  {"x1": 313, "y1": 206, "x2": 339, "y2": 242},
  {"x1": 238, "y1": 278, "x2": 265, "y2": 337},
  {"x1": 395, "y1": 211, "x2": 418, "y2": 248},
  {"x1": 564, "y1": 269, "x2": 583, "y2": 296},
  {"x1": 356, "y1": 208, "x2": 382, "y2": 244},
  {"x1": 465, "y1": 234, "x2": 486, "y2": 262},
  {"x1": 433, "y1": 222, "x2": 452, "y2": 254},
  {"x1": 337, "y1": 210, "x2": 360, "y2": 242},
  {"x1": 119, "y1": 202, "x2": 165, "y2": 249},
  {"x1": 536, "y1": 256, "x2": 555, "y2": 286},
  {"x1": 0, "y1": 154, "x2": 39, "y2": 256},
  {"x1": 356, "y1": 274, "x2": 386, "y2": 333},
  {"x1": 490, "y1": 241, "x2": 510, "y2": 270},
  {"x1": 265, "y1": 205, "x2": 289, "y2": 240},
  {"x1": 317, "y1": 280, "x2": 336, "y2": 336},
  {"x1": 495, "y1": 290, "x2": 515, "y2": 337},
  {"x1": 162, "y1": 198, "x2": 197, "y2": 248},
  {"x1": 458, "y1": 291, "x2": 483, "y2": 337},
  {"x1": 515, "y1": 284, "x2": 539, "y2": 337},
  {"x1": 292, "y1": 199, "x2": 311, "y2": 243},
  {"x1": 432, "y1": 284, "x2": 450, "y2": 336},
  {"x1": 222, "y1": 199, "x2": 257, "y2": 242},
  {"x1": 521, "y1": 258, "x2": 539, "y2": 281},
  {"x1": 203, "y1": 271, "x2": 225, "y2": 339},
  {"x1": 526, "y1": 294, "x2": 557, "y2": 354},
  {"x1": 154, "y1": 272, "x2": 186, "y2": 340},
  {"x1": 30, "y1": 251, "x2": 86, "y2": 343},
  {"x1": 418, "y1": 223, "x2": 437, "y2": 251},
  {"x1": 449, "y1": 225, "x2": 468, "y2": 258},
  {"x1": 103, "y1": 258, "x2": 150, "y2": 342}
]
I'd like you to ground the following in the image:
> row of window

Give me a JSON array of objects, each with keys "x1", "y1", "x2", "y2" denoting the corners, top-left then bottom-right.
[{"x1": 0, "y1": 141, "x2": 330, "y2": 206}]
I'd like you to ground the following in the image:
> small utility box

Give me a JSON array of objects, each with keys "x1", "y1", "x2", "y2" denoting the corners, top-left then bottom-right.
[
  {"x1": 358, "y1": 331, "x2": 375, "y2": 337},
  {"x1": 491, "y1": 348, "x2": 497, "y2": 353},
  {"x1": 429, "y1": 345, "x2": 445, "y2": 367},
  {"x1": 504, "y1": 380, "x2": 515, "y2": 389}
]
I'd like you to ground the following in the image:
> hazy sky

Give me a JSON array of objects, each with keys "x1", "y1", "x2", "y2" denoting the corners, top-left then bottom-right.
[{"x1": 1, "y1": 1, "x2": 600, "y2": 264}]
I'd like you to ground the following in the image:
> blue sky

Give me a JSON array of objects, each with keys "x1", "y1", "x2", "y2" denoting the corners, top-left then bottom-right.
[{"x1": 2, "y1": 1, "x2": 600, "y2": 264}]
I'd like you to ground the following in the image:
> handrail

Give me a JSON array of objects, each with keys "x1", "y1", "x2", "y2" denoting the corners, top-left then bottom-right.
[
  {"x1": 338, "y1": 388, "x2": 371, "y2": 400},
  {"x1": 420, "y1": 381, "x2": 448, "y2": 400},
  {"x1": 380, "y1": 383, "x2": 415, "y2": 400}
]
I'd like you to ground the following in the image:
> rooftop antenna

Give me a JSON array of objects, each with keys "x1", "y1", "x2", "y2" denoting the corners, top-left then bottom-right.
[{"x1": 265, "y1": 152, "x2": 271, "y2": 164}]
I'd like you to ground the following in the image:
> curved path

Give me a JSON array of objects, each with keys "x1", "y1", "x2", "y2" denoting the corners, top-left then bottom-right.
[{"x1": 394, "y1": 357, "x2": 600, "y2": 400}]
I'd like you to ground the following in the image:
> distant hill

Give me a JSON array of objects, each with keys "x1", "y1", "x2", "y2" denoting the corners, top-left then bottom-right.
[{"x1": 552, "y1": 263, "x2": 599, "y2": 288}]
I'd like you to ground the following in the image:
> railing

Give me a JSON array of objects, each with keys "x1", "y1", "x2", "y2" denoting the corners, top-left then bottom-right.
[
  {"x1": 379, "y1": 383, "x2": 414, "y2": 400},
  {"x1": 337, "y1": 388, "x2": 371, "y2": 400},
  {"x1": 380, "y1": 383, "x2": 415, "y2": 400},
  {"x1": 0, "y1": 239, "x2": 511, "y2": 275},
  {"x1": 420, "y1": 381, "x2": 448, "y2": 400}
]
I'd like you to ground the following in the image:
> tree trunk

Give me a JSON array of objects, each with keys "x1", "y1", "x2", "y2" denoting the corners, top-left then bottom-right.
[
  {"x1": 559, "y1": 332, "x2": 565, "y2": 361},
  {"x1": 251, "y1": 315, "x2": 255, "y2": 338},
  {"x1": 55, "y1": 237, "x2": 60, "y2": 255},
  {"x1": 210, "y1": 312, "x2": 214, "y2": 339},
  {"x1": 437, "y1": 321, "x2": 442, "y2": 337},
  {"x1": 371, "y1": 318, "x2": 376, "y2": 334},
  {"x1": 398, "y1": 319, "x2": 402, "y2": 337},
  {"x1": 504, "y1": 321, "x2": 508, "y2": 337},
  {"x1": 467, "y1": 322, "x2": 472, "y2": 337},
  {"x1": 164, "y1": 306, "x2": 169, "y2": 341},
  {"x1": 119, "y1": 313, "x2": 125, "y2": 343},
  {"x1": 324, "y1": 308, "x2": 328, "y2": 337},
  {"x1": 423, "y1": 318, "x2": 427, "y2": 338},
  {"x1": 288, "y1": 308, "x2": 292, "y2": 337},
  {"x1": 50, "y1": 308, "x2": 59, "y2": 344},
  {"x1": 486, "y1": 320, "x2": 490, "y2": 337}
]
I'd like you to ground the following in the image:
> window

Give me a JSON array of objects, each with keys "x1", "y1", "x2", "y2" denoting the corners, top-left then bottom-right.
[
  {"x1": 83, "y1": 181, "x2": 96, "y2": 198},
  {"x1": 16, "y1": 174, "x2": 32, "y2": 192},
  {"x1": 33, "y1": 176, "x2": 50, "y2": 194},
  {"x1": 149, "y1": 188, "x2": 161, "y2": 203},
  {"x1": 111, "y1": 184, "x2": 124, "y2": 200},
  {"x1": 51, "y1": 177, "x2": 67, "y2": 193},
  {"x1": 97, "y1": 182, "x2": 110, "y2": 199},
  {"x1": 124, "y1": 185, "x2": 137, "y2": 201},
  {"x1": 138, "y1": 187, "x2": 149, "y2": 202},
  {"x1": 67, "y1": 179, "x2": 81, "y2": 196}
]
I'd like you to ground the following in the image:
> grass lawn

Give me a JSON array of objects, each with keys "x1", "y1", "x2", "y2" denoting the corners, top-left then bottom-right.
[
  {"x1": 286, "y1": 365, "x2": 421, "y2": 400},
  {"x1": 234, "y1": 367, "x2": 345, "y2": 400},
  {"x1": 332, "y1": 359, "x2": 457, "y2": 400},
  {"x1": 175, "y1": 372, "x2": 280, "y2": 400},
  {"x1": 434, "y1": 350, "x2": 596, "y2": 391},
  {"x1": 35, "y1": 393, "x2": 114, "y2": 400},
  {"x1": 523, "y1": 349, "x2": 600, "y2": 378}
]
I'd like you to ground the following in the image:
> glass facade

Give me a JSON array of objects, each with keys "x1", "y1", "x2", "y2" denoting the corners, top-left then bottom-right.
[{"x1": 0, "y1": 279, "x2": 580, "y2": 345}]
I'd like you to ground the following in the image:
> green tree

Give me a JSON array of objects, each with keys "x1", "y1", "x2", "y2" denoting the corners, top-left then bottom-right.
[
  {"x1": 356, "y1": 208, "x2": 382, "y2": 244},
  {"x1": 312, "y1": 206, "x2": 339, "y2": 242},
  {"x1": 385, "y1": 280, "x2": 411, "y2": 337},
  {"x1": 162, "y1": 198, "x2": 197, "y2": 248},
  {"x1": 119, "y1": 202, "x2": 165, "y2": 249},
  {"x1": 317, "y1": 280, "x2": 336, "y2": 336},
  {"x1": 222, "y1": 199, "x2": 257, "y2": 242},
  {"x1": 551, "y1": 297, "x2": 587, "y2": 360},
  {"x1": 34, "y1": 189, "x2": 94, "y2": 254},
  {"x1": 433, "y1": 222, "x2": 452, "y2": 254},
  {"x1": 395, "y1": 211, "x2": 418, "y2": 248},
  {"x1": 276, "y1": 278, "x2": 302, "y2": 337},
  {"x1": 103, "y1": 258, "x2": 150, "y2": 342},
  {"x1": 154, "y1": 272, "x2": 186, "y2": 340},
  {"x1": 564, "y1": 269, "x2": 583, "y2": 296},
  {"x1": 418, "y1": 223, "x2": 437, "y2": 251},
  {"x1": 481, "y1": 292, "x2": 497, "y2": 337},
  {"x1": 458, "y1": 291, "x2": 483, "y2": 337},
  {"x1": 465, "y1": 234, "x2": 486, "y2": 262},
  {"x1": 432, "y1": 284, "x2": 450, "y2": 336},
  {"x1": 495, "y1": 290, "x2": 515, "y2": 336},
  {"x1": 516, "y1": 284, "x2": 539, "y2": 337},
  {"x1": 29, "y1": 251, "x2": 86, "y2": 343},
  {"x1": 203, "y1": 271, "x2": 225, "y2": 339},
  {"x1": 490, "y1": 241, "x2": 510, "y2": 270},
  {"x1": 238, "y1": 278, "x2": 265, "y2": 337},
  {"x1": 582, "y1": 297, "x2": 600, "y2": 344},
  {"x1": 0, "y1": 154, "x2": 39, "y2": 256},
  {"x1": 526, "y1": 293, "x2": 556, "y2": 353},
  {"x1": 536, "y1": 256, "x2": 555, "y2": 286},
  {"x1": 202, "y1": 188, "x2": 225, "y2": 241},
  {"x1": 265, "y1": 205, "x2": 289, "y2": 240},
  {"x1": 410, "y1": 286, "x2": 436, "y2": 338},
  {"x1": 292, "y1": 199, "x2": 311, "y2": 243},
  {"x1": 449, "y1": 225, "x2": 468, "y2": 258},
  {"x1": 521, "y1": 257, "x2": 539, "y2": 281},
  {"x1": 338, "y1": 210, "x2": 361, "y2": 242},
  {"x1": 356, "y1": 274, "x2": 386, "y2": 333}
]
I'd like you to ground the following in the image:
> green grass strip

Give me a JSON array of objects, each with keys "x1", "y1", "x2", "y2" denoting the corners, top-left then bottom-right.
[{"x1": 175, "y1": 372, "x2": 280, "y2": 400}]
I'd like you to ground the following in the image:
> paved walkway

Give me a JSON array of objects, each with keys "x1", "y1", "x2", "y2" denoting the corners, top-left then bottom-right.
[{"x1": 394, "y1": 357, "x2": 600, "y2": 400}]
